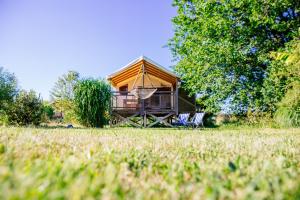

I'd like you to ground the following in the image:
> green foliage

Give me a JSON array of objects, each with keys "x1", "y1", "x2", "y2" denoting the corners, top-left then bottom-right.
[
  {"x1": 0, "y1": 67, "x2": 18, "y2": 126},
  {"x1": 0, "y1": 128, "x2": 299, "y2": 199},
  {"x1": 263, "y1": 36, "x2": 300, "y2": 111},
  {"x1": 7, "y1": 90, "x2": 43, "y2": 126},
  {"x1": 61, "y1": 101, "x2": 77, "y2": 124},
  {"x1": 263, "y1": 36, "x2": 300, "y2": 127},
  {"x1": 74, "y1": 78, "x2": 111, "y2": 127},
  {"x1": 0, "y1": 67, "x2": 18, "y2": 112},
  {"x1": 0, "y1": 113, "x2": 9, "y2": 126},
  {"x1": 275, "y1": 83, "x2": 300, "y2": 127},
  {"x1": 50, "y1": 71, "x2": 80, "y2": 123},
  {"x1": 169, "y1": 0, "x2": 299, "y2": 114},
  {"x1": 42, "y1": 102, "x2": 55, "y2": 121},
  {"x1": 52, "y1": 99, "x2": 77, "y2": 124},
  {"x1": 50, "y1": 71, "x2": 80, "y2": 101}
]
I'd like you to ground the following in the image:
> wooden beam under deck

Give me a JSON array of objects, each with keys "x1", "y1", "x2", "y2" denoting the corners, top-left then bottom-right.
[{"x1": 110, "y1": 110, "x2": 176, "y2": 128}]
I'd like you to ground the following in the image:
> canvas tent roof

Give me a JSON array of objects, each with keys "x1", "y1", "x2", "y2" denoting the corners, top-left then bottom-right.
[{"x1": 107, "y1": 56, "x2": 180, "y2": 87}]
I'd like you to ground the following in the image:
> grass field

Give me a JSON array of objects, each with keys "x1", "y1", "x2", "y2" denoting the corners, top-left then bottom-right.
[{"x1": 0, "y1": 127, "x2": 299, "y2": 199}]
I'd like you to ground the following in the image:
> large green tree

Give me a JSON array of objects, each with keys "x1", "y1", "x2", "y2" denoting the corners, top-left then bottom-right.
[{"x1": 169, "y1": 0, "x2": 299, "y2": 114}]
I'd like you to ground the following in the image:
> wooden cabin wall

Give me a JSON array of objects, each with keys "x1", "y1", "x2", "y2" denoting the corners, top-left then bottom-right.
[{"x1": 178, "y1": 87, "x2": 196, "y2": 113}]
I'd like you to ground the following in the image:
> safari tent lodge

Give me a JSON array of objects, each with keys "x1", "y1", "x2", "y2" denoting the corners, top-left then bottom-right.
[{"x1": 107, "y1": 56, "x2": 195, "y2": 128}]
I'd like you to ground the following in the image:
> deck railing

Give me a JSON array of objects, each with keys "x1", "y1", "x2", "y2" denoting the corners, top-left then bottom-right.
[{"x1": 111, "y1": 91, "x2": 176, "y2": 112}]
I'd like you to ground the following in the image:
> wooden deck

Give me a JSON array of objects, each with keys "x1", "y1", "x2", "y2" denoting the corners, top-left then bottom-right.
[
  {"x1": 111, "y1": 91, "x2": 176, "y2": 113},
  {"x1": 110, "y1": 91, "x2": 177, "y2": 127}
]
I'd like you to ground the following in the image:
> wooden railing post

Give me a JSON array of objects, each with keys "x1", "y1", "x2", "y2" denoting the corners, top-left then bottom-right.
[
  {"x1": 142, "y1": 98, "x2": 145, "y2": 127},
  {"x1": 175, "y1": 82, "x2": 179, "y2": 115}
]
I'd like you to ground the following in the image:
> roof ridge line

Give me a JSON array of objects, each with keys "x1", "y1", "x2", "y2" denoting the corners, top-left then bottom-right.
[{"x1": 107, "y1": 56, "x2": 179, "y2": 80}]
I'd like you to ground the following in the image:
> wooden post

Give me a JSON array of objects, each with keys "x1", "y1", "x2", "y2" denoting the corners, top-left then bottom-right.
[
  {"x1": 143, "y1": 112, "x2": 147, "y2": 128},
  {"x1": 109, "y1": 91, "x2": 113, "y2": 127},
  {"x1": 142, "y1": 63, "x2": 145, "y2": 88},
  {"x1": 175, "y1": 80, "x2": 179, "y2": 115},
  {"x1": 141, "y1": 63, "x2": 146, "y2": 127}
]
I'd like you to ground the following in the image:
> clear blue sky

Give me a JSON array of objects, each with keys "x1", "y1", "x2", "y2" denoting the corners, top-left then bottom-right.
[{"x1": 0, "y1": 0, "x2": 177, "y2": 100}]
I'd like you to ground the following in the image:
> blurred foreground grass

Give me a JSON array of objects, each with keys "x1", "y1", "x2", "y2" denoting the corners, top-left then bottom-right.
[{"x1": 0, "y1": 127, "x2": 299, "y2": 199}]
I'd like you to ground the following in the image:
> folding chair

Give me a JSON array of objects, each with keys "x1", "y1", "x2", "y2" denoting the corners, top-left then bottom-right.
[
  {"x1": 188, "y1": 112, "x2": 205, "y2": 128},
  {"x1": 172, "y1": 113, "x2": 190, "y2": 127}
]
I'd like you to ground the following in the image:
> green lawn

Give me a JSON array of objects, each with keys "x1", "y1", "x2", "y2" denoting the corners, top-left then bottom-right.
[{"x1": 0, "y1": 127, "x2": 299, "y2": 199}]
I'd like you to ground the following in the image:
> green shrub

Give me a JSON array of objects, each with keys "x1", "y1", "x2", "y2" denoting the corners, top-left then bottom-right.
[
  {"x1": 74, "y1": 78, "x2": 111, "y2": 128},
  {"x1": 275, "y1": 82, "x2": 300, "y2": 127},
  {"x1": 202, "y1": 112, "x2": 217, "y2": 127},
  {"x1": 62, "y1": 102, "x2": 77, "y2": 124},
  {"x1": 0, "y1": 111, "x2": 9, "y2": 126},
  {"x1": 7, "y1": 90, "x2": 43, "y2": 126},
  {"x1": 267, "y1": 36, "x2": 300, "y2": 127},
  {"x1": 43, "y1": 103, "x2": 54, "y2": 119},
  {"x1": 52, "y1": 99, "x2": 77, "y2": 124}
]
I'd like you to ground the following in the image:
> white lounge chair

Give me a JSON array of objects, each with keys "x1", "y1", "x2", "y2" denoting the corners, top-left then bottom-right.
[
  {"x1": 172, "y1": 113, "x2": 190, "y2": 127},
  {"x1": 188, "y1": 112, "x2": 205, "y2": 128}
]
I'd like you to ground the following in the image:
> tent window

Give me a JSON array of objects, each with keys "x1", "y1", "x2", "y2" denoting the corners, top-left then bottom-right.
[{"x1": 119, "y1": 85, "x2": 128, "y2": 94}]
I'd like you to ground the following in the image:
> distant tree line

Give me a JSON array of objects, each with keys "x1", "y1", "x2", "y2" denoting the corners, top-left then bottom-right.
[
  {"x1": 169, "y1": 0, "x2": 299, "y2": 127},
  {"x1": 0, "y1": 67, "x2": 44, "y2": 126},
  {"x1": 0, "y1": 68, "x2": 111, "y2": 127}
]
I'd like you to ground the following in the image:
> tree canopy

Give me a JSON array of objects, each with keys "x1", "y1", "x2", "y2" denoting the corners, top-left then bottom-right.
[
  {"x1": 7, "y1": 90, "x2": 43, "y2": 126},
  {"x1": 50, "y1": 70, "x2": 80, "y2": 101},
  {"x1": 50, "y1": 71, "x2": 80, "y2": 123},
  {"x1": 0, "y1": 67, "x2": 18, "y2": 111},
  {"x1": 169, "y1": 0, "x2": 299, "y2": 114}
]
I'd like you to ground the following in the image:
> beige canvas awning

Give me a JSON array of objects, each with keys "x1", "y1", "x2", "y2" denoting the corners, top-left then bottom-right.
[{"x1": 107, "y1": 56, "x2": 180, "y2": 87}]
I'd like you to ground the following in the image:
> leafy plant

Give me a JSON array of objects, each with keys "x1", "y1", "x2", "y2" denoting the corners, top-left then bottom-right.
[
  {"x1": 7, "y1": 90, "x2": 43, "y2": 126},
  {"x1": 0, "y1": 112, "x2": 9, "y2": 126},
  {"x1": 263, "y1": 35, "x2": 300, "y2": 127},
  {"x1": 42, "y1": 102, "x2": 55, "y2": 122},
  {"x1": 274, "y1": 80, "x2": 300, "y2": 127},
  {"x1": 74, "y1": 78, "x2": 111, "y2": 127},
  {"x1": 50, "y1": 71, "x2": 80, "y2": 101},
  {"x1": 169, "y1": 0, "x2": 299, "y2": 114},
  {"x1": 50, "y1": 71, "x2": 80, "y2": 123},
  {"x1": 0, "y1": 67, "x2": 18, "y2": 112},
  {"x1": 52, "y1": 99, "x2": 77, "y2": 124}
]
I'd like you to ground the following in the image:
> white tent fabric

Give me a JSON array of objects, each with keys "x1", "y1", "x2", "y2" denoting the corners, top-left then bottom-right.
[{"x1": 130, "y1": 88, "x2": 157, "y2": 100}]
